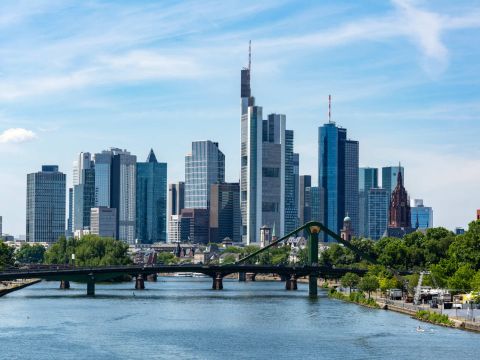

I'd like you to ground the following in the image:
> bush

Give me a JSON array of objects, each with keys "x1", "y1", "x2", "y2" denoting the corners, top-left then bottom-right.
[{"x1": 415, "y1": 310, "x2": 454, "y2": 326}]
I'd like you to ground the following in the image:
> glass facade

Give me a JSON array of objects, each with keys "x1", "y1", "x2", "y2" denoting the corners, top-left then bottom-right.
[
  {"x1": 209, "y1": 183, "x2": 241, "y2": 243},
  {"x1": 136, "y1": 150, "x2": 167, "y2": 243},
  {"x1": 284, "y1": 129, "x2": 298, "y2": 234},
  {"x1": 367, "y1": 188, "x2": 389, "y2": 240},
  {"x1": 310, "y1": 186, "x2": 322, "y2": 223},
  {"x1": 93, "y1": 151, "x2": 112, "y2": 207},
  {"x1": 359, "y1": 167, "x2": 379, "y2": 237},
  {"x1": 26, "y1": 166, "x2": 66, "y2": 243},
  {"x1": 382, "y1": 166, "x2": 404, "y2": 201},
  {"x1": 411, "y1": 199, "x2": 433, "y2": 229},
  {"x1": 185, "y1": 141, "x2": 225, "y2": 209}
]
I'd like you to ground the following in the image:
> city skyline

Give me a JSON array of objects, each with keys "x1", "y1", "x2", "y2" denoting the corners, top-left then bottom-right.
[{"x1": 0, "y1": 1, "x2": 479, "y2": 235}]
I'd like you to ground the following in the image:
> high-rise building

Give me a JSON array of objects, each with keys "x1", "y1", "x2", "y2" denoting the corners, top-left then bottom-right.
[
  {"x1": 410, "y1": 199, "x2": 433, "y2": 230},
  {"x1": 367, "y1": 188, "x2": 389, "y2": 240},
  {"x1": 185, "y1": 141, "x2": 225, "y2": 209},
  {"x1": 110, "y1": 148, "x2": 137, "y2": 244},
  {"x1": 72, "y1": 152, "x2": 95, "y2": 232},
  {"x1": 26, "y1": 165, "x2": 66, "y2": 243},
  {"x1": 382, "y1": 166, "x2": 404, "y2": 200},
  {"x1": 90, "y1": 207, "x2": 117, "y2": 238},
  {"x1": 93, "y1": 150, "x2": 112, "y2": 207},
  {"x1": 359, "y1": 167, "x2": 379, "y2": 237},
  {"x1": 240, "y1": 48, "x2": 294, "y2": 244},
  {"x1": 168, "y1": 215, "x2": 182, "y2": 243},
  {"x1": 386, "y1": 169, "x2": 414, "y2": 238},
  {"x1": 180, "y1": 208, "x2": 209, "y2": 243},
  {"x1": 310, "y1": 186, "x2": 323, "y2": 223},
  {"x1": 136, "y1": 149, "x2": 167, "y2": 243},
  {"x1": 168, "y1": 182, "x2": 185, "y2": 218},
  {"x1": 209, "y1": 182, "x2": 241, "y2": 243},
  {"x1": 318, "y1": 120, "x2": 359, "y2": 241},
  {"x1": 299, "y1": 175, "x2": 312, "y2": 226},
  {"x1": 67, "y1": 188, "x2": 73, "y2": 237},
  {"x1": 284, "y1": 130, "x2": 298, "y2": 234}
]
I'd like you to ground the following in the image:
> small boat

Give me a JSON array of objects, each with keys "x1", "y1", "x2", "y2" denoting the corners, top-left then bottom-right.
[
  {"x1": 416, "y1": 326, "x2": 425, "y2": 332},
  {"x1": 192, "y1": 273, "x2": 208, "y2": 278},
  {"x1": 174, "y1": 272, "x2": 193, "y2": 277}
]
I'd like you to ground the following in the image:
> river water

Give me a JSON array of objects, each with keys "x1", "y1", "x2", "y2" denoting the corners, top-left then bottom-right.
[{"x1": 0, "y1": 278, "x2": 479, "y2": 359}]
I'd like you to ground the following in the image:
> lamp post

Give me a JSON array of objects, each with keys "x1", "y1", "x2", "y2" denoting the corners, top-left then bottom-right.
[{"x1": 71, "y1": 253, "x2": 75, "y2": 268}]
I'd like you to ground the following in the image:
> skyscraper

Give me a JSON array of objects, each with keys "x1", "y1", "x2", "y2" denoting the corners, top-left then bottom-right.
[
  {"x1": 185, "y1": 141, "x2": 225, "y2": 209},
  {"x1": 359, "y1": 167, "x2": 379, "y2": 237},
  {"x1": 367, "y1": 188, "x2": 389, "y2": 240},
  {"x1": 209, "y1": 182, "x2": 241, "y2": 243},
  {"x1": 72, "y1": 152, "x2": 95, "y2": 232},
  {"x1": 382, "y1": 166, "x2": 405, "y2": 200},
  {"x1": 93, "y1": 150, "x2": 113, "y2": 207},
  {"x1": 168, "y1": 182, "x2": 185, "y2": 218},
  {"x1": 136, "y1": 149, "x2": 167, "y2": 243},
  {"x1": 110, "y1": 148, "x2": 136, "y2": 244},
  {"x1": 299, "y1": 175, "x2": 312, "y2": 226},
  {"x1": 90, "y1": 207, "x2": 117, "y2": 238},
  {"x1": 310, "y1": 186, "x2": 323, "y2": 223},
  {"x1": 26, "y1": 165, "x2": 66, "y2": 243},
  {"x1": 67, "y1": 187, "x2": 73, "y2": 237},
  {"x1": 240, "y1": 46, "x2": 294, "y2": 244},
  {"x1": 410, "y1": 199, "x2": 433, "y2": 230},
  {"x1": 318, "y1": 119, "x2": 359, "y2": 241}
]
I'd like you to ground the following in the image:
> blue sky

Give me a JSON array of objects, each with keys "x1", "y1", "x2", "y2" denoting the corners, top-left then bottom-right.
[{"x1": 0, "y1": 0, "x2": 479, "y2": 236}]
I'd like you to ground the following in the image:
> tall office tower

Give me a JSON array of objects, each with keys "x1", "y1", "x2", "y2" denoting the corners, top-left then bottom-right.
[
  {"x1": 90, "y1": 207, "x2": 117, "y2": 238},
  {"x1": 168, "y1": 182, "x2": 185, "y2": 217},
  {"x1": 72, "y1": 152, "x2": 95, "y2": 232},
  {"x1": 410, "y1": 199, "x2": 433, "y2": 230},
  {"x1": 209, "y1": 182, "x2": 241, "y2": 243},
  {"x1": 67, "y1": 187, "x2": 73, "y2": 237},
  {"x1": 136, "y1": 149, "x2": 167, "y2": 243},
  {"x1": 180, "y1": 208, "x2": 209, "y2": 243},
  {"x1": 240, "y1": 47, "x2": 293, "y2": 243},
  {"x1": 110, "y1": 148, "x2": 137, "y2": 244},
  {"x1": 168, "y1": 215, "x2": 182, "y2": 243},
  {"x1": 93, "y1": 150, "x2": 113, "y2": 207},
  {"x1": 318, "y1": 119, "x2": 359, "y2": 241},
  {"x1": 26, "y1": 165, "x2": 66, "y2": 243},
  {"x1": 367, "y1": 188, "x2": 389, "y2": 240},
  {"x1": 299, "y1": 175, "x2": 312, "y2": 226},
  {"x1": 185, "y1": 141, "x2": 225, "y2": 209},
  {"x1": 284, "y1": 130, "x2": 298, "y2": 234},
  {"x1": 382, "y1": 166, "x2": 404, "y2": 200},
  {"x1": 310, "y1": 186, "x2": 324, "y2": 223},
  {"x1": 359, "y1": 168, "x2": 379, "y2": 237}
]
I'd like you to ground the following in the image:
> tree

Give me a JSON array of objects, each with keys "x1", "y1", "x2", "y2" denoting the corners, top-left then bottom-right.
[
  {"x1": 359, "y1": 275, "x2": 379, "y2": 299},
  {"x1": 448, "y1": 264, "x2": 475, "y2": 293},
  {"x1": 341, "y1": 272, "x2": 360, "y2": 293},
  {"x1": 16, "y1": 244, "x2": 45, "y2": 264},
  {"x1": 0, "y1": 241, "x2": 15, "y2": 269},
  {"x1": 157, "y1": 252, "x2": 179, "y2": 265},
  {"x1": 471, "y1": 270, "x2": 480, "y2": 292},
  {"x1": 221, "y1": 254, "x2": 237, "y2": 264}
]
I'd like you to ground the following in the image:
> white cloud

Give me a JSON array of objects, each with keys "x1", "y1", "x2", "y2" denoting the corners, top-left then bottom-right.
[{"x1": 0, "y1": 128, "x2": 37, "y2": 144}]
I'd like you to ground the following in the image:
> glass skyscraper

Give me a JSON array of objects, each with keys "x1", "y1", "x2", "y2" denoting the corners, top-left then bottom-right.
[
  {"x1": 318, "y1": 122, "x2": 359, "y2": 241},
  {"x1": 359, "y1": 167, "x2": 379, "y2": 237},
  {"x1": 382, "y1": 166, "x2": 404, "y2": 200},
  {"x1": 410, "y1": 199, "x2": 433, "y2": 229},
  {"x1": 26, "y1": 165, "x2": 66, "y2": 243},
  {"x1": 209, "y1": 182, "x2": 241, "y2": 243},
  {"x1": 136, "y1": 149, "x2": 167, "y2": 243},
  {"x1": 367, "y1": 188, "x2": 389, "y2": 240},
  {"x1": 185, "y1": 141, "x2": 225, "y2": 209}
]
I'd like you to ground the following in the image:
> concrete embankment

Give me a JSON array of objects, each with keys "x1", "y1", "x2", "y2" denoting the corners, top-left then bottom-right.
[{"x1": 0, "y1": 279, "x2": 41, "y2": 297}]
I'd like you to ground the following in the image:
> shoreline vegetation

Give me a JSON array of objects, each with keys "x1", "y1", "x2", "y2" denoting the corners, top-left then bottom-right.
[
  {"x1": 414, "y1": 310, "x2": 455, "y2": 327},
  {"x1": 327, "y1": 287, "x2": 379, "y2": 308}
]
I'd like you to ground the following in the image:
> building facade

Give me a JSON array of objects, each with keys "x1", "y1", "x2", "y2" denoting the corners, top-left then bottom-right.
[
  {"x1": 136, "y1": 149, "x2": 167, "y2": 243},
  {"x1": 410, "y1": 199, "x2": 433, "y2": 230},
  {"x1": 359, "y1": 167, "x2": 379, "y2": 238},
  {"x1": 90, "y1": 207, "x2": 117, "y2": 238},
  {"x1": 185, "y1": 141, "x2": 225, "y2": 210},
  {"x1": 209, "y1": 182, "x2": 241, "y2": 243},
  {"x1": 382, "y1": 166, "x2": 404, "y2": 200},
  {"x1": 386, "y1": 169, "x2": 414, "y2": 238},
  {"x1": 310, "y1": 186, "x2": 323, "y2": 223},
  {"x1": 168, "y1": 215, "x2": 182, "y2": 243},
  {"x1": 168, "y1": 182, "x2": 185, "y2": 218},
  {"x1": 367, "y1": 188, "x2": 389, "y2": 240},
  {"x1": 299, "y1": 175, "x2": 312, "y2": 226},
  {"x1": 180, "y1": 208, "x2": 209, "y2": 244},
  {"x1": 72, "y1": 152, "x2": 95, "y2": 233},
  {"x1": 318, "y1": 122, "x2": 359, "y2": 241},
  {"x1": 26, "y1": 165, "x2": 66, "y2": 243}
]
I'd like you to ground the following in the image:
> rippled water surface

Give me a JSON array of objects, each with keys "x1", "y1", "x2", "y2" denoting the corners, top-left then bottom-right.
[{"x1": 0, "y1": 278, "x2": 479, "y2": 359}]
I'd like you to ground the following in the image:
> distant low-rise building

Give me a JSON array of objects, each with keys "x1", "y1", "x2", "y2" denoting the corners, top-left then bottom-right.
[{"x1": 455, "y1": 227, "x2": 465, "y2": 235}]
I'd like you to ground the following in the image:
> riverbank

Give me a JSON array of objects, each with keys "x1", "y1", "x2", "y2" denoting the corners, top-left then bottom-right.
[{"x1": 0, "y1": 279, "x2": 41, "y2": 297}]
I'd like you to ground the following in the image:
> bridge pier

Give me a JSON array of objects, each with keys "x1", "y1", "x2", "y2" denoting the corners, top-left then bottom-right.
[
  {"x1": 212, "y1": 273, "x2": 223, "y2": 290},
  {"x1": 59, "y1": 280, "x2": 70, "y2": 289},
  {"x1": 147, "y1": 274, "x2": 158, "y2": 282},
  {"x1": 285, "y1": 275, "x2": 297, "y2": 291},
  {"x1": 238, "y1": 272, "x2": 246, "y2": 282},
  {"x1": 135, "y1": 274, "x2": 145, "y2": 290},
  {"x1": 246, "y1": 273, "x2": 256, "y2": 281},
  {"x1": 87, "y1": 277, "x2": 95, "y2": 296}
]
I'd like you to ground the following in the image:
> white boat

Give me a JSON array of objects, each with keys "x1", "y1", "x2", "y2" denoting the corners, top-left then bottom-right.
[
  {"x1": 174, "y1": 272, "x2": 193, "y2": 277},
  {"x1": 192, "y1": 272, "x2": 209, "y2": 278}
]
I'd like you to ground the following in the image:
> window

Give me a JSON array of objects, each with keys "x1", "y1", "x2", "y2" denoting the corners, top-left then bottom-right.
[{"x1": 262, "y1": 167, "x2": 279, "y2": 177}]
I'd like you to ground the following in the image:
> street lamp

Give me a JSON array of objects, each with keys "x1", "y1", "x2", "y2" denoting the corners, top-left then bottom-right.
[{"x1": 71, "y1": 253, "x2": 75, "y2": 268}]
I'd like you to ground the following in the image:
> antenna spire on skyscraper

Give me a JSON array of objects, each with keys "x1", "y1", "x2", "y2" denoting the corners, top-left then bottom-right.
[
  {"x1": 328, "y1": 94, "x2": 332, "y2": 123},
  {"x1": 248, "y1": 40, "x2": 251, "y2": 72}
]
